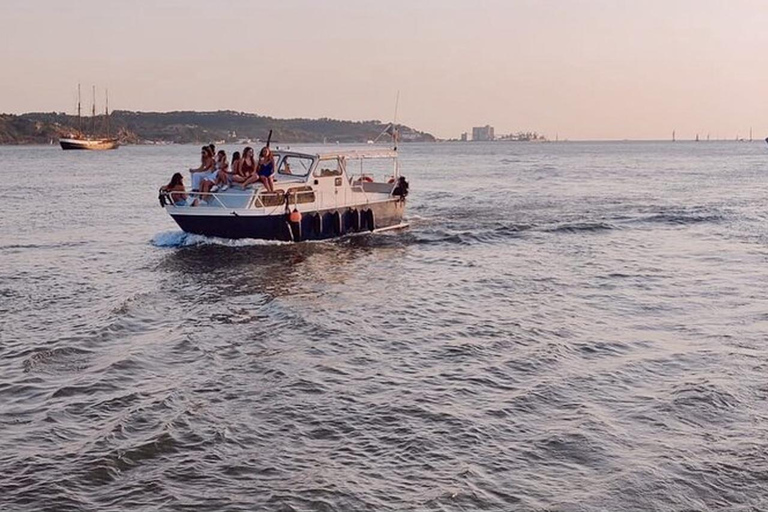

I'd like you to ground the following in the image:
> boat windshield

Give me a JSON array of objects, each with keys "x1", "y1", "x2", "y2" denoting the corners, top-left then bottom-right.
[
  {"x1": 314, "y1": 158, "x2": 342, "y2": 177},
  {"x1": 278, "y1": 155, "x2": 313, "y2": 178}
]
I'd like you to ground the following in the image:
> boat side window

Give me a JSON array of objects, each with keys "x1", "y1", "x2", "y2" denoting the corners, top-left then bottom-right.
[
  {"x1": 259, "y1": 189, "x2": 286, "y2": 207},
  {"x1": 286, "y1": 186, "x2": 316, "y2": 204},
  {"x1": 314, "y1": 158, "x2": 343, "y2": 178},
  {"x1": 278, "y1": 155, "x2": 313, "y2": 177}
]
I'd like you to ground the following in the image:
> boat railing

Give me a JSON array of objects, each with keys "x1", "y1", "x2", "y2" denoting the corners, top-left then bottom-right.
[
  {"x1": 168, "y1": 183, "x2": 391, "y2": 211},
  {"x1": 177, "y1": 188, "x2": 319, "y2": 210}
]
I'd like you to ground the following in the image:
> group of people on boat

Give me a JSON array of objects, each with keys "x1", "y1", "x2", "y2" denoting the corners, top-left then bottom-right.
[{"x1": 161, "y1": 143, "x2": 275, "y2": 206}]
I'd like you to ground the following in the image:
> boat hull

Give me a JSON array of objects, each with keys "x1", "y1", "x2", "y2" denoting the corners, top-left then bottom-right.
[
  {"x1": 59, "y1": 138, "x2": 119, "y2": 150},
  {"x1": 169, "y1": 199, "x2": 406, "y2": 241}
]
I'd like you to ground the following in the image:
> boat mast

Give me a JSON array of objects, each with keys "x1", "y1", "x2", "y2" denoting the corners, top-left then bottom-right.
[
  {"x1": 392, "y1": 90, "x2": 399, "y2": 177},
  {"x1": 77, "y1": 84, "x2": 82, "y2": 134},
  {"x1": 91, "y1": 85, "x2": 96, "y2": 136},
  {"x1": 105, "y1": 89, "x2": 110, "y2": 137}
]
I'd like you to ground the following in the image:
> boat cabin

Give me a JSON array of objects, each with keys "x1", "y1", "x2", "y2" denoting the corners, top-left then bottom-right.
[{"x1": 180, "y1": 148, "x2": 401, "y2": 213}]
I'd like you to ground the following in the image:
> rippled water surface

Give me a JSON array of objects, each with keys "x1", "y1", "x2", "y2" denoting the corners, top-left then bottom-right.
[{"x1": 2, "y1": 141, "x2": 768, "y2": 511}]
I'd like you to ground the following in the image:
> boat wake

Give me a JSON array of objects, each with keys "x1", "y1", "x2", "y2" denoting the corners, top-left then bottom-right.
[{"x1": 150, "y1": 230, "x2": 289, "y2": 248}]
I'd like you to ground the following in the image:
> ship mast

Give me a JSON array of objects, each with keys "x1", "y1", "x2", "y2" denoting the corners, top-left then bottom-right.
[
  {"x1": 91, "y1": 85, "x2": 96, "y2": 136},
  {"x1": 77, "y1": 84, "x2": 82, "y2": 134},
  {"x1": 105, "y1": 89, "x2": 110, "y2": 137}
]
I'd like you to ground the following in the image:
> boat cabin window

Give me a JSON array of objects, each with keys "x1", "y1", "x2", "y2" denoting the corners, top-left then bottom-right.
[
  {"x1": 258, "y1": 189, "x2": 286, "y2": 207},
  {"x1": 348, "y1": 157, "x2": 396, "y2": 182},
  {"x1": 278, "y1": 155, "x2": 313, "y2": 178},
  {"x1": 314, "y1": 158, "x2": 343, "y2": 178},
  {"x1": 286, "y1": 186, "x2": 316, "y2": 204}
]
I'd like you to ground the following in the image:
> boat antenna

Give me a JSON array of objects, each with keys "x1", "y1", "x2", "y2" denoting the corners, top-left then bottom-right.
[
  {"x1": 371, "y1": 91, "x2": 401, "y2": 147},
  {"x1": 392, "y1": 90, "x2": 399, "y2": 151},
  {"x1": 266, "y1": 129, "x2": 273, "y2": 148}
]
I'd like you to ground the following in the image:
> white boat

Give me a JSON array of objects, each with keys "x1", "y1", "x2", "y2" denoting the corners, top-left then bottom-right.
[{"x1": 159, "y1": 148, "x2": 409, "y2": 241}]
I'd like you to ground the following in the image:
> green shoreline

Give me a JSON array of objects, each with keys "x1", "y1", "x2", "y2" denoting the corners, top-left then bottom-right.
[{"x1": 0, "y1": 110, "x2": 436, "y2": 145}]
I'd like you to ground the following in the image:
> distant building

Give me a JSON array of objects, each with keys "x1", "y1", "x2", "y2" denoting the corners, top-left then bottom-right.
[
  {"x1": 460, "y1": 132, "x2": 468, "y2": 142},
  {"x1": 472, "y1": 125, "x2": 495, "y2": 141}
]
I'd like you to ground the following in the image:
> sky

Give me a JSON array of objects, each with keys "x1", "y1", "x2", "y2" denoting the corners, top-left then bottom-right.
[{"x1": 1, "y1": 0, "x2": 767, "y2": 140}]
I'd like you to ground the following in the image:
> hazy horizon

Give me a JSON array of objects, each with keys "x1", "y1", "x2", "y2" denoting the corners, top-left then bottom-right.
[{"x1": 2, "y1": 0, "x2": 767, "y2": 140}]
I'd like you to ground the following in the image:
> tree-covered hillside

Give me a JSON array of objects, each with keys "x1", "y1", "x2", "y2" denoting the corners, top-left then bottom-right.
[{"x1": 0, "y1": 110, "x2": 435, "y2": 145}]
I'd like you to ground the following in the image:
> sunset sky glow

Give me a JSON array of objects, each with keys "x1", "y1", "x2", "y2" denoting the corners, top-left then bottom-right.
[{"x1": 1, "y1": 0, "x2": 767, "y2": 140}]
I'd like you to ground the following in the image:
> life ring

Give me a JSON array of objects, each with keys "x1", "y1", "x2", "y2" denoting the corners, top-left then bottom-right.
[
  {"x1": 361, "y1": 176, "x2": 373, "y2": 183},
  {"x1": 387, "y1": 177, "x2": 395, "y2": 184}
]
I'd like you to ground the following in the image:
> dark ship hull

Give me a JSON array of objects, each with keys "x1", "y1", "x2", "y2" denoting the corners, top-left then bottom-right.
[{"x1": 59, "y1": 137, "x2": 119, "y2": 151}]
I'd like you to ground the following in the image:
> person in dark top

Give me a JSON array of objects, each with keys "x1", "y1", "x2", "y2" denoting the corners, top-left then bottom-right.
[
  {"x1": 229, "y1": 151, "x2": 245, "y2": 184},
  {"x1": 242, "y1": 146, "x2": 275, "y2": 191},
  {"x1": 238, "y1": 146, "x2": 258, "y2": 189}
]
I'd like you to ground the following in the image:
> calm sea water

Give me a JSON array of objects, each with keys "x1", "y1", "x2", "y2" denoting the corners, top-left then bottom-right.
[{"x1": 2, "y1": 141, "x2": 768, "y2": 511}]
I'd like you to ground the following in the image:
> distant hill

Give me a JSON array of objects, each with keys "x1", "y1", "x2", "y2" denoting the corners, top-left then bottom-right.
[{"x1": 0, "y1": 110, "x2": 435, "y2": 145}]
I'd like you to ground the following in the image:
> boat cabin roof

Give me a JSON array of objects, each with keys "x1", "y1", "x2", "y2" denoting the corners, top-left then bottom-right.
[{"x1": 274, "y1": 149, "x2": 398, "y2": 161}]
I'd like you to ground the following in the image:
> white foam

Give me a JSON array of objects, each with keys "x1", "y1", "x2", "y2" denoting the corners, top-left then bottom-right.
[{"x1": 150, "y1": 230, "x2": 289, "y2": 248}]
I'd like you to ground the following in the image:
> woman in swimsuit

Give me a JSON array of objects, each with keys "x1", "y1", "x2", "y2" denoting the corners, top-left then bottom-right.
[
  {"x1": 229, "y1": 151, "x2": 244, "y2": 183},
  {"x1": 161, "y1": 172, "x2": 188, "y2": 205},
  {"x1": 257, "y1": 146, "x2": 275, "y2": 192},
  {"x1": 238, "y1": 146, "x2": 257, "y2": 189},
  {"x1": 241, "y1": 146, "x2": 275, "y2": 191}
]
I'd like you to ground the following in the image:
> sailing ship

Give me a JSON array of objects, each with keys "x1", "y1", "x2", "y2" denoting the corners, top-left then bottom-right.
[{"x1": 59, "y1": 85, "x2": 119, "y2": 150}]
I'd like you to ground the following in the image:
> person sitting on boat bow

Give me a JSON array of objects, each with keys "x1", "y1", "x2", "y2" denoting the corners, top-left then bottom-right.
[
  {"x1": 241, "y1": 146, "x2": 275, "y2": 192},
  {"x1": 208, "y1": 150, "x2": 230, "y2": 192},
  {"x1": 228, "y1": 151, "x2": 246, "y2": 185},
  {"x1": 189, "y1": 146, "x2": 215, "y2": 191},
  {"x1": 238, "y1": 147, "x2": 257, "y2": 189},
  {"x1": 161, "y1": 172, "x2": 188, "y2": 206}
]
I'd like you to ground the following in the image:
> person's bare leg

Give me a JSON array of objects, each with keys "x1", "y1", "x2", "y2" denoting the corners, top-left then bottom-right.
[
  {"x1": 200, "y1": 180, "x2": 213, "y2": 203},
  {"x1": 241, "y1": 174, "x2": 258, "y2": 189},
  {"x1": 260, "y1": 175, "x2": 274, "y2": 193}
]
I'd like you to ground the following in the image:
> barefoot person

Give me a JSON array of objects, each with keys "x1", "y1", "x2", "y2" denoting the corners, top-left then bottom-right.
[
  {"x1": 190, "y1": 146, "x2": 215, "y2": 191},
  {"x1": 241, "y1": 146, "x2": 275, "y2": 191},
  {"x1": 210, "y1": 150, "x2": 230, "y2": 191},
  {"x1": 229, "y1": 151, "x2": 245, "y2": 184},
  {"x1": 257, "y1": 146, "x2": 275, "y2": 192},
  {"x1": 238, "y1": 146, "x2": 257, "y2": 189}
]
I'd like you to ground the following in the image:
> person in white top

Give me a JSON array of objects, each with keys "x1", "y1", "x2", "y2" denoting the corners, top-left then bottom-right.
[{"x1": 189, "y1": 146, "x2": 215, "y2": 191}]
